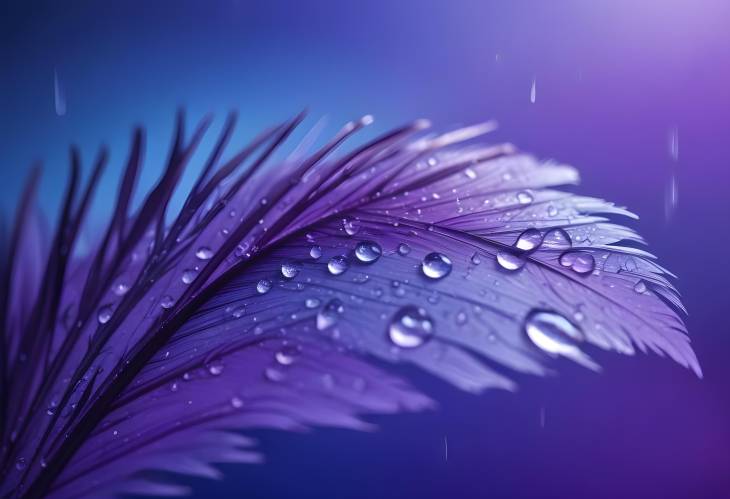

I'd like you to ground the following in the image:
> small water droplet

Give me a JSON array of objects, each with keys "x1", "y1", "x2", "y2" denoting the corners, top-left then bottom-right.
[
  {"x1": 559, "y1": 251, "x2": 595, "y2": 274},
  {"x1": 97, "y1": 305, "x2": 113, "y2": 324},
  {"x1": 515, "y1": 229, "x2": 543, "y2": 251},
  {"x1": 455, "y1": 311, "x2": 468, "y2": 325},
  {"x1": 230, "y1": 305, "x2": 245, "y2": 318},
  {"x1": 397, "y1": 243, "x2": 411, "y2": 256},
  {"x1": 256, "y1": 279, "x2": 272, "y2": 294},
  {"x1": 309, "y1": 245, "x2": 322, "y2": 259},
  {"x1": 542, "y1": 228, "x2": 572, "y2": 249},
  {"x1": 464, "y1": 168, "x2": 477, "y2": 180},
  {"x1": 195, "y1": 246, "x2": 214, "y2": 260},
  {"x1": 317, "y1": 299, "x2": 344, "y2": 330},
  {"x1": 634, "y1": 280, "x2": 647, "y2": 293},
  {"x1": 327, "y1": 255, "x2": 349, "y2": 275},
  {"x1": 497, "y1": 251, "x2": 525, "y2": 271},
  {"x1": 547, "y1": 205, "x2": 558, "y2": 217},
  {"x1": 354, "y1": 241, "x2": 382, "y2": 263},
  {"x1": 15, "y1": 457, "x2": 26, "y2": 471},
  {"x1": 471, "y1": 252, "x2": 481, "y2": 265},
  {"x1": 161, "y1": 295, "x2": 175, "y2": 309},
  {"x1": 208, "y1": 363, "x2": 224, "y2": 376},
  {"x1": 181, "y1": 269, "x2": 197, "y2": 284},
  {"x1": 281, "y1": 261, "x2": 301, "y2": 279},
  {"x1": 305, "y1": 298, "x2": 321, "y2": 309},
  {"x1": 517, "y1": 191, "x2": 534, "y2": 204},
  {"x1": 421, "y1": 252, "x2": 452, "y2": 279},
  {"x1": 275, "y1": 345, "x2": 299, "y2": 365},
  {"x1": 230, "y1": 396, "x2": 244, "y2": 408},
  {"x1": 264, "y1": 367, "x2": 285, "y2": 382},
  {"x1": 342, "y1": 218, "x2": 361, "y2": 236},
  {"x1": 388, "y1": 306, "x2": 434, "y2": 348},
  {"x1": 112, "y1": 282, "x2": 130, "y2": 296}
]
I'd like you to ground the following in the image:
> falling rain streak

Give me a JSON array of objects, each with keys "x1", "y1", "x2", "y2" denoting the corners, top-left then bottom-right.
[
  {"x1": 665, "y1": 127, "x2": 679, "y2": 222},
  {"x1": 53, "y1": 69, "x2": 66, "y2": 116},
  {"x1": 530, "y1": 78, "x2": 536, "y2": 104}
]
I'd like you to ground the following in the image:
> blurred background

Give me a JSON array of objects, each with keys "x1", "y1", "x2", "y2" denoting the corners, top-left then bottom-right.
[{"x1": 1, "y1": 1, "x2": 729, "y2": 497}]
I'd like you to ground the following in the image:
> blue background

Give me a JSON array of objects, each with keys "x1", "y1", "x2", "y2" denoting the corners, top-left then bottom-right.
[{"x1": 2, "y1": 1, "x2": 729, "y2": 497}]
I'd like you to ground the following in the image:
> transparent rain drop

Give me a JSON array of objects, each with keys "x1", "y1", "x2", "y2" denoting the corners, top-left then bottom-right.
[
  {"x1": 496, "y1": 251, "x2": 525, "y2": 271},
  {"x1": 275, "y1": 345, "x2": 299, "y2": 365},
  {"x1": 559, "y1": 251, "x2": 595, "y2": 274},
  {"x1": 309, "y1": 245, "x2": 322, "y2": 259},
  {"x1": 327, "y1": 255, "x2": 349, "y2": 275},
  {"x1": 634, "y1": 280, "x2": 647, "y2": 294},
  {"x1": 524, "y1": 310, "x2": 598, "y2": 369},
  {"x1": 195, "y1": 246, "x2": 214, "y2": 260},
  {"x1": 281, "y1": 261, "x2": 301, "y2": 279},
  {"x1": 397, "y1": 243, "x2": 411, "y2": 256},
  {"x1": 316, "y1": 299, "x2": 344, "y2": 330},
  {"x1": 256, "y1": 279, "x2": 273, "y2": 294},
  {"x1": 161, "y1": 295, "x2": 175, "y2": 309},
  {"x1": 515, "y1": 228, "x2": 543, "y2": 251},
  {"x1": 517, "y1": 191, "x2": 534, "y2": 205},
  {"x1": 230, "y1": 396, "x2": 244, "y2": 409},
  {"x1": 305, "y1": 298, "x2": 321, "y2": 309},
  {"x1": 421, "y1": 252, "x2": 452, "y2": 279},
  {"x1": 342, "y1": 218, "x2": 361, "y2": 236},
  {"x1": 354, "y1": 241, "x2": 382, "y2": 263},
  {"x1": 541, "y1": 228, "x2": 572, "y2": 249},
  {"x1": 112, "y1": 282, "x2": 130, "y2": 296},
  {"x1": 530, "y1": 78, "x2": 536, "y2": 103},
  {"x1": 97, "y1": 305, "x2": 113, "y2": 324},
  {"x1": 388, "y1": 306, "x2": 434, "y2": 348},
  {"x1": 181, "y1": 269, "x2": 197, "y2": 284}
]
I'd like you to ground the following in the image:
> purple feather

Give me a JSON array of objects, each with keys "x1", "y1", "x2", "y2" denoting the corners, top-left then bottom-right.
[{"x1": 0, "y1": 111, "x2": 699, "y2": 498}]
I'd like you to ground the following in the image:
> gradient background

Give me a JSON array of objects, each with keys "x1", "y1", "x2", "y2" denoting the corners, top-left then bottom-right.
[{"x1": 2, "y1": 1, "x2": 729, "y2": 498}]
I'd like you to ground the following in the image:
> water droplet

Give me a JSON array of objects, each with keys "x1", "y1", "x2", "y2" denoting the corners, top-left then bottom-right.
[
  {"x1": 230, "y1": 396, "x2": 244, "y2": 408},
  {"x1": 170, "y1": 382, "x2": 178, "y2": 392},
  {"x1": 195, "y1": 246, "x2": 214, "y2": 260},
  {"x1": 421, "y1": 252, "x2": 452, "y2": 279},
  {"x1": 388, "y1": 306, "x2": 434, "y2": 348},
  {"x1": 230, "y1": 305, "x2": 245, "y2": 318},
  {"x1": 515, "y1": 228, "x2": 543, "y2": 251},
  {"x1": 316, "y1": 299, "x2": 344, "y2": 330},
  {"x1": 471, "y1": 252, "x2": 481, "y2": 265},
  {"x1": 497, "y1": 251, "x2": 525, "y2": 271},
  {"x1": 464, "y1": 168, "x2": 477, "y2": 180},
  {"x1": 309, "y1": 245, "x2": 322, "y2": 259},
  {"x1": 542, "y1": 228, "x2": 572, "y2": 249},
  {"x1": 455, "y1": 311, "x2": 468, "y2": 325},
  {"x1": 517, "y1": 191, "x2": 534, "y2": 204},
  {"x1": 559, "y1": 251, "x2": 595, "y2": 274},
  {"x1": 275, "y1": 345, "x2": 299, "y2": 365},
  {"x1": 354, "y1": 241, "x2": 382, "y2": 263},
  {"x1": 327, "y1": 255, "x2": 349, "y2": 275},
  {"x1": 15, "y1": 457, "x2": 26, "y2": 471},
  {"x1": 112, "y1": 282, "x2": 130, "y2": 296},
  {"x1": 397, "y1": 243, "x2": 411, "y2": 256},
  {"x1": 264, "y1": 367, "x2": 285, "y2": 382},
  {"x1": 342, "y1": 218, "x2": 361, "y2": 236},
  {"x1": 97, "y1": 305, "x2": 113, "y2": 324},
  {"x1": 181, "y1": 269, "x2": 197, "y2": 284},
  {"x1": 161, "y1": 295, "x2": 175, "y2": 309},
  {"x1": 256, "y1": 279, "x2": 273, "y2": 294},
  {"x1": 547, "y1": 205, "x2": 558, "y2": 217},
  {"x1": 634, "y1": 280, "x2": 647, "y2": 293},
  {"x1": 281, "y1": 261, "x2": 301, "y2": 279},
  {"x1": 524, "y1": 310, "x2": 587, "y2": 359},
  {"x1": 305, "y1": 298, "x2": 321, "y2": 309},
  {"x1": 208, "y1": 363, "x2": 224, "y2": 376}
]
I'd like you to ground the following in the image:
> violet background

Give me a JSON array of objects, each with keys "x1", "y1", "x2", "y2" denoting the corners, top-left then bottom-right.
[{"x1": 2, "y1": 1, "x2": 729, "y2": 498}]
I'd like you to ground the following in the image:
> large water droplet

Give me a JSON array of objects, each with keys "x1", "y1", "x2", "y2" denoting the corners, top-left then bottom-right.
[
  {"x1": 309, "y1": 245, "x2": 322, "y2": 259},
  {"x1": 541, "y1": 228, "x2": 572, "y2": 249},
  {"x1": 256, "y1": 279, "x2": 272, "y2": 294},
  {"x1": 421, "y1": 252, "x2": 452, "y2": 279},
  {"x1": 388, "y1": 306, "x2": 434, "y2": 348},
  {"x1": 316, "y1": 299, "x2": 344, "y2": 330},
  {"x1": 354, "y1": 241, "x2": 382, "y2": 263},
  {"x1": 281, "y1": 261, "x2": 301, "y2": 279},
  {"x1": 97, "y1": 305, "x2": 113, "y2": 324},
  {"x1": 397, "y1": 243, "x2": 411, "y2": 256},
  {"x1": 181, "y1": 269, "x2": 197, "y2": 284},
  {"x1": 515, "y1": 228, "x2": 543, "y2": 251},
  {"x1": 559, "y1": 251, "x2": 595, "y2": 274},
  {"x1": 524, "y1": 310, "x2": 583, "y2": 354},
  {"x1": 342, "y1": 218, "x2": 361, "y2": 236},
  {"x1": 195, "y1": 246, "x2": 214, "y2": 260},
  {"x1": 327, "y1": 255, "x2": 349, "y2": 275},
  {"x1": 497, "y1": 251, "x2": 525, "y2": 271}
]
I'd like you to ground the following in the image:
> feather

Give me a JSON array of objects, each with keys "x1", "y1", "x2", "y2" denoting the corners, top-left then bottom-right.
[{"x1": 0, "y1": 111, "x2": 699, "y2": 498}]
